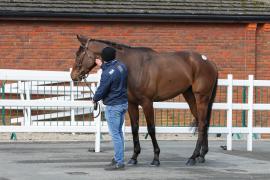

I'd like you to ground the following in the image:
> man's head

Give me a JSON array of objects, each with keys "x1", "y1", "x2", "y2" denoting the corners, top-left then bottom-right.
[{"x1": 101, "y1": 47, "x2": 116, "y2": 62}]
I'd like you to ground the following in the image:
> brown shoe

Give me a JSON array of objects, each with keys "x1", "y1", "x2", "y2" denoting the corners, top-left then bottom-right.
[{"x1": 104, "y1": 164, "x2": 125, "y2": 171}]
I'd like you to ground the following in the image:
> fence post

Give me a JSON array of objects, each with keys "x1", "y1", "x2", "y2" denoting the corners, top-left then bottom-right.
[
  {"x1": 1, "y1": 80, "x2": 6, "y2": 125},
  {"x1": 122, "y1": 118, "x2": 126, "y2": 150},
  {"x1": 70, "y1": 68, "x2": 75, "y2": 126},
  {"x1": 227, "y1": 74, "x2": 233, "y2": 151},
  {"x1": 247, "y1": 75, "x2": 254, "y2": 151},
  {"x1": 25, "y1": 82, "x2": 31, "y2": 126},
  {"x1": 94, "y1": 104, "x2": 101, "y2": 152},
  {"x1": 242, "y1": 86, "x2": 247, "y2": 127},
  {"x1": 19, "y1": 81, "x2": 28, "y2": 125},
  {"x1": 95, "y1": 69, "x2": 102, "y2": 152}
]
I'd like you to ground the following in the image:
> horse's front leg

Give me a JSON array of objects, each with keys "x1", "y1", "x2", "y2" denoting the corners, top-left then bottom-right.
[
  {"x1": 142, "y1": 99, "x2": 160, "y2": 166},
  {"x1": 127, "y1": 102, "x2": 141, "y2": 165}
]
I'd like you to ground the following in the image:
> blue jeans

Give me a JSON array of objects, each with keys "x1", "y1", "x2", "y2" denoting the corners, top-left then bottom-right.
[{"x1": 105, "y1": 102, "x2": 128, "y2": 165}]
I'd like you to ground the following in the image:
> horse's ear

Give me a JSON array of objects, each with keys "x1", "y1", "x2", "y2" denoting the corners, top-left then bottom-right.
[{"x1": 76, "y1": 34, "x2": 88, "y2": 45}]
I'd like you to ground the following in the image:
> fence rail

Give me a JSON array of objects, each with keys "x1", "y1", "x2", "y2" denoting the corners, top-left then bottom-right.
[{"x1": 1, "y1": 69, "x2": 270, "y2": 152}]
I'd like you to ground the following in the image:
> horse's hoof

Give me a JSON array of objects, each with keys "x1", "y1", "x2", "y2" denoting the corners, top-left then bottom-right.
[
  {"x1": 186, "y1": 158, "x2": 196, "y2": 166},
  {"x1": 220, "y1": 145, "x2": 227, "y2": 150},
  {"x1": 88, "y1": 148, "x2": 95, "y2": 152},
  {"x1": 127, "y1": 158, "x2": 137, "y2": 165},
  {"x1": 196, "y1": 156, "x2": 205, "y2": 163},
  {"x1": 150, "y1": 160, "x2": 160, "y2": 166}
]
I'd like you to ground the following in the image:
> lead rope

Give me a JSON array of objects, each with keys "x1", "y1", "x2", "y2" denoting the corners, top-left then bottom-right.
[{"x1": 83, "y1": 77, "x2": 101, "y2": 119}]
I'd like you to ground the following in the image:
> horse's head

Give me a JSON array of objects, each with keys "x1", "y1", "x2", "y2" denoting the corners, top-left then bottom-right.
[
  {"x1": 71, "y1": 35, "x2": 105, "y2": 81},
  {"x1": 71, "y1": 35, "x2": 126, "y2": 81}
]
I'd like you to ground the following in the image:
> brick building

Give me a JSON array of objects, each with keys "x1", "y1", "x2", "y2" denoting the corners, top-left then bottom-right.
[
  {"x1": 1, "y1": 1, "x2": 270, "y2": 138},
  {"x1": 0, "y1": 0, "x2": 270, "y2": 80}
]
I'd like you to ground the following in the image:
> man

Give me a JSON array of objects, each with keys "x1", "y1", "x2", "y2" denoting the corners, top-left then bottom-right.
[{"x1": 93, "y1": 47, "x2": 128, "y2": 171}]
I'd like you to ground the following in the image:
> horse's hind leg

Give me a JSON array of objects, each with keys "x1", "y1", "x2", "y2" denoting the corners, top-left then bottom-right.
[
  {"x1": 183, "y1": 87, "x2": 198, "y2": 131},
  {"x1": 183, "y1": 89, "x2": 207, "y2": 163},
  {"x1": 197, "y1": 88, "x2": 217, "y2": 163},
  {"x1": 198, "y1": 78, "x2": 218, "y2": 163},
  {"x1": 186, "y1": 93, "x2": 210, "y2": 166},
  {"x1": 127, "y1": 102, "x2": 141, "y2": 165},
  {"x1": 141, "y1": 99, "x2": 160, "y2": 166},
  {"x1": 198, "y1": 128, "x2": 208, "y2": 163}
]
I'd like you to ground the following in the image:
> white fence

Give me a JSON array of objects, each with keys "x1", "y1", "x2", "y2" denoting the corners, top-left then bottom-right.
[{"x1": 0, "y1": 69, "x2": 270, "y2": 152}]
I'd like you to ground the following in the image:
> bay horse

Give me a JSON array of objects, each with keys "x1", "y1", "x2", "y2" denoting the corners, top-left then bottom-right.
[{"x1": 71, "y1": 35, "x2": 218, "y2": 166}]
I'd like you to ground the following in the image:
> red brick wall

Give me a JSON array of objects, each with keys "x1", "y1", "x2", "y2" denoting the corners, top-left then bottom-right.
[
  {"x1": 256, "y1": 24, "x2": 270, "y2": 80},
  {"x1": 1, "y1": 20, "x2": 270, "y2": 137},
  {"x1": 1, "y1": 20, "x2": 269, "y2": 79}
]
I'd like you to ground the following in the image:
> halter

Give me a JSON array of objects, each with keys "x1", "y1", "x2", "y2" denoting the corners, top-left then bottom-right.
[{"x1": 75, "y1": 39, "x2": 92, "y2": 69}]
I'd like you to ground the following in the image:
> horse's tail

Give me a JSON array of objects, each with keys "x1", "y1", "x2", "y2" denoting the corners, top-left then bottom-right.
[{"x1": 206, "y1": 72, "x2": 218, "y2": 128}]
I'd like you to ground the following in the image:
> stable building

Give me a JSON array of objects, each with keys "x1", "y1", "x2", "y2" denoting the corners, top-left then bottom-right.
[
  {"x1": 1, "y1": 0, "x2": 270, "y2": 138},
  {"x1": 0, "y1": 0, "x2": 270, "y2": 79}
]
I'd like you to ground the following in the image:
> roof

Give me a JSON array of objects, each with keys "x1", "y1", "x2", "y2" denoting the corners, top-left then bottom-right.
[{"x1": 1, "y1": 0, "x2": 270, "y2": 22}]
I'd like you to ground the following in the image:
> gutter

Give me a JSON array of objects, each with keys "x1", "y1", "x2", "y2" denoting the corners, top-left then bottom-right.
[{"x1": 0, "y1": 11, "x2": 270, "y2": 23}]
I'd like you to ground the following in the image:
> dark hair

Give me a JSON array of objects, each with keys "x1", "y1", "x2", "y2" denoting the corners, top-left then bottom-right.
[{"x1": 101, "y1": 47, "x2": 116, "y2": 62}]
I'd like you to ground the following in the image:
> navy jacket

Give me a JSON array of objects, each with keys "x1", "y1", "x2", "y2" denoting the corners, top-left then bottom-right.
[{"x1": 93, "y1": 60, "x2": 128, "y2": 105}]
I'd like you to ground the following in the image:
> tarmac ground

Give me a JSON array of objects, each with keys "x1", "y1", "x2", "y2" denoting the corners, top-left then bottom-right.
[{"x1": 0, "y1": 140, "x2": 270, "y2": 180}]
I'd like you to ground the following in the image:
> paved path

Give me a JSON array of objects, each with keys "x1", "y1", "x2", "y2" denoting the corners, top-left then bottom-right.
[{"x1": 0, "y1": 140, "x2": 270, "y2": 180}]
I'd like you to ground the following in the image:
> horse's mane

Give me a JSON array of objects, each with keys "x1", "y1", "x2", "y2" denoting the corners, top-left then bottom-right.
[{"x1": 90, "y1": 39, "x2": 154, "y2": 51}]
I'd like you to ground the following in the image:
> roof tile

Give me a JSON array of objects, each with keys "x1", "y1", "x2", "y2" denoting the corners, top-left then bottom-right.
[{"x1": 0, "y1": 0, "x2": 270, "y2": 21}]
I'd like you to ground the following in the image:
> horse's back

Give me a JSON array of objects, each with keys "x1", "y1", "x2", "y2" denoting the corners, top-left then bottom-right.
[
  {"x1": 155, "y1": 50, "x2": 217, "y2": 80},
  {"x1": 146, "y1": 51, "x2": 194, "y2": 100},
  {"x1": 153, "y1": 50, "x2": 217, "y2": 99}
]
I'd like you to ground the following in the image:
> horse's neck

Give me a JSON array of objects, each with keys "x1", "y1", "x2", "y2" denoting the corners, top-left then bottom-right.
[{"x1": 116, "y1": 48, "x2": 131, "y2": 64}]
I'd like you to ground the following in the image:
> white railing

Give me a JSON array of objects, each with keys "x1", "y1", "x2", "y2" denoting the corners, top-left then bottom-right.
[
  {"x1": 0, "y1": 69, "x2": 270, "y2": 152},
  {"x1": 0, "y1": 69, "x2": 103, "y2": 152}
]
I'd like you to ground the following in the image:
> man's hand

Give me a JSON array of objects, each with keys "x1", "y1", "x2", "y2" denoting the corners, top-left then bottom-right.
[{"x1": 95, "y1": 58, "x2": 103, "y2": 67}]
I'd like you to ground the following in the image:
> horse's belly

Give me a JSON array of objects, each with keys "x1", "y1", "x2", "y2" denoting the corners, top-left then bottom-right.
[{"x1": 154, "y1": 79, "x2": 191, "y2": 101}]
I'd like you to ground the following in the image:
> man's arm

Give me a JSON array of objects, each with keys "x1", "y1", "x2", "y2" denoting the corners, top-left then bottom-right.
[{"x1": 93, "y1": 72, "x2": 111, "y2": 102}]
